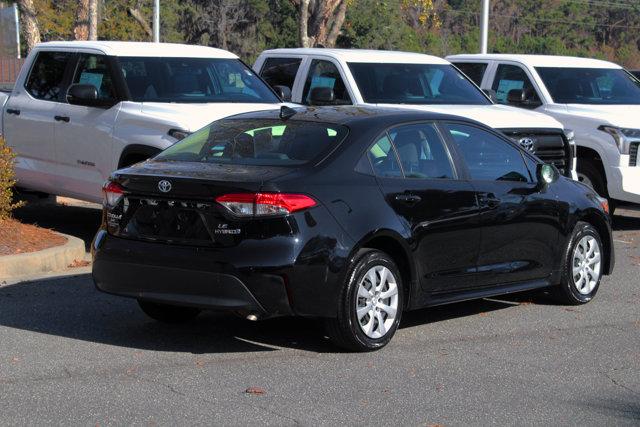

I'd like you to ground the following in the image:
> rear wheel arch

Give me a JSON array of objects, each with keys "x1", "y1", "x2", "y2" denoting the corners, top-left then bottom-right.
[
  {"x1": 118, "y1": 145, "x2": 162, "y2": 169},
  {"x1": 352, "y1": 231, "x2": 416, "y2": 310}
]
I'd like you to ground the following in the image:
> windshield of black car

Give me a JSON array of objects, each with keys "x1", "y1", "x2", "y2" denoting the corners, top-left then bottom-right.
[
  {"x1": 348, "y1": 63, "x2": 490, "y2": 105},
  {"x1": 155, "y1": 119, "x2": 349, "y2": 166},
  {"x1": 536, "y1": 67, "x2": 640, "y2": 105},
  {"x1": 118, "y1": 57, "x2": 279, "y2": 103}
]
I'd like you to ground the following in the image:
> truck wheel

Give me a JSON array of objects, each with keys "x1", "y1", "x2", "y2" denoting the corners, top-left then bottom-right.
[
  {"x1": 325, "y1": 249, "x2": 403, "y2": 352},
  {"x1": 577, "y1": 159, "x2": 616, "y2": 214},
  {"x1": 138, "y1": 300, "x2": 201, "y2": 323}
]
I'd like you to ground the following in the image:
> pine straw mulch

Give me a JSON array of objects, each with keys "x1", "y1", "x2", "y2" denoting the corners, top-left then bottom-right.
[{"x1": 0, "y1": 218, "x2": 67, "y2": 256}]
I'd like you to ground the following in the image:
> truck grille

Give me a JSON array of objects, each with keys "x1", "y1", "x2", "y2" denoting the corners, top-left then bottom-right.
[
  {"x1": 501, "y1": 130, "x2": 570, "y2": 176},
  {"x1": 630, "y1": 142, "x2": 639, "y2": 167}
]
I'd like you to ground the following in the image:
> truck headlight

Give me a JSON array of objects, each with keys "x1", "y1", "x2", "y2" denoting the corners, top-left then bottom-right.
[{"x1": 598, "y1": 125, "x2": 640, "y2": 154}]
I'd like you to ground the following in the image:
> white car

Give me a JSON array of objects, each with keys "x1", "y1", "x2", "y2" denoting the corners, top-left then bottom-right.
[
  {"x1": 254, "y1": 48, "x2": 576, "y2": 180},
  {"x1": 448, "y1": 53, "x2": 640, "y2": 209},
  {"x1": 0, "y1": 41, "x2": 283, "y2": 203}
]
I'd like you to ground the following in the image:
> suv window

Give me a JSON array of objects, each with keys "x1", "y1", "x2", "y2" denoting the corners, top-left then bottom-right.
[
  {"x1": 453, "y1": 62, "x2": 487, "y2": 86},
  {"x1": 260, "y1": 57, "x2": 302, "y2": 91},
  {"x1": 72, "y1": 54, "x2": 117, "y2": 102},
  {"x1": 388, "y1": 123, "x2": 454, "y2": 179},
  {"x1": 445, "y1": 123, "x2": 531, "y2": 182},
  {"x1": 302, "y1": 59, "x2": 352, "y2": 105},
  {"x1": 492, "y1": 64, "x2": 540, "y2": 105},
  {"x1": 25, "y1": 51, "x2": 72, "y2": 101}
]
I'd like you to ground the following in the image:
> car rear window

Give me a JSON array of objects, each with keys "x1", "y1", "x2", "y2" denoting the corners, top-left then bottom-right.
[{"x1": 155, "y1": 119, "x2": 348, "y2": 166}]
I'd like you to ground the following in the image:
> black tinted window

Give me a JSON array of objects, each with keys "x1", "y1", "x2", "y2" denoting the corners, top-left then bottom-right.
[
  {"x1": 536, "y1": 67, "x2": 640, "y2": 105},
  {"x1": 453, "y1": 62, "x2": 487, "y2": 86},
  {"x1": 302, "y1": 59, "x2": 352, "y2": 105},
  {"x1": 492, "y1": 64, "x2": 540, "y2": 105},
  {"x1": 389, "y1": 123, "x2": 454, "y2": 179},
  {"x1": 445, "y1": 123, "x2": 531, "y2": 182},
  {"x1": 25, "y1": 51, "x2": 72, "y2": 101},
  {"x1": 367, "y1": 134, "x2": 402, "y2": 178},
  {"x1": 72, "y1": 54, "x2": 116, "y2": 102},
  {"x1": 260, "y1": 57, "x2": 301, "y2": 91},
  {"x1": 156, "y1": 119, "x2": 347, "y2": 166}
]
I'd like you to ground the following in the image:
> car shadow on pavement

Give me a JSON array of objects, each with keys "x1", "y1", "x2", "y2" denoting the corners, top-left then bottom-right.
[
  {"x1": 612, "y1": 212, "x2": 640, "y2": 232},
  {"x1": 0, "y1": 273, "x2": 528, "y2": 354}
]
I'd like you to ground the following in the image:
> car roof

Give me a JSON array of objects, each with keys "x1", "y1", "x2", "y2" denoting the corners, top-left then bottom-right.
[
  {"x1": 446, "y1": 53, "x2": 621, "y2": 69},
  {"x1": 261, "y1": 48, "x2": 450, "y2": 65},
  {"x1": 35, "y1": 41, "x2": 238, "y2": 59},
  {"x1": 225, "y1": 105, "x2": 480, "y2": 128}
]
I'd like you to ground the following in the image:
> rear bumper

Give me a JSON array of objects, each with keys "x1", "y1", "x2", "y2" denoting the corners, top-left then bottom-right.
[{"x1": 92, "y1": 231, "x2": 294, "y2": 317}]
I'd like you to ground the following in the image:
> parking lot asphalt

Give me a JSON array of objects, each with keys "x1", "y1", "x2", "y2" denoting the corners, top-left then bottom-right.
[{"x1": 1, "y1": 200, "x2": 638, "y2": 425}]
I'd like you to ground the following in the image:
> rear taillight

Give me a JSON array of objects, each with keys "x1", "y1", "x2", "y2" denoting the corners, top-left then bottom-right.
[
  {"x1": 215, "y1": 193, "x2": 316, "y2": 217},
  {"x1": 103, "y1": 181, "x2": 124, "y2": 207}
]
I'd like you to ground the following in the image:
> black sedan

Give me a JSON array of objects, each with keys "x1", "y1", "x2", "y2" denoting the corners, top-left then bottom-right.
[{"x1": 92, "y1": 106, "x2": 614, "y2": 351}]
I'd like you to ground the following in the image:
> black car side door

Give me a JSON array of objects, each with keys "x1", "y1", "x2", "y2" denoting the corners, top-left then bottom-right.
[
  {"x1": 368, "y1": 123, "x2": 481, "y2": 295},
  {"x1": 442, "y1": 122, "x2": 562, "y2": 288}
]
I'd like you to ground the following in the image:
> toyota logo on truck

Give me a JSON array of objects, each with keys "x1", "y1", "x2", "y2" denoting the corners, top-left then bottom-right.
[
  {"x1": 158, "y1": 180, "x2": 172, "y2": 193},
  {"x1": 518, "y1": 137, "x2": 536, "y2": 152}
]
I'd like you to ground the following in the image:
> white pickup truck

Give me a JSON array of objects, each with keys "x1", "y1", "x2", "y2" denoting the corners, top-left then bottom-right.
[
  {"x1": 0, "y1": 41, "x2": 283, "y2": 203},
  {"x1": 254, "y1": 48, "x2": 576, "y2": 180},
  {"x1": 448, "y1": 54, "x2": 640, "y2": 209}
]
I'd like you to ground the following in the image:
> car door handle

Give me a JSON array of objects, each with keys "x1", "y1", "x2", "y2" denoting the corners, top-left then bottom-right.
[
  {"x1": 478, "y1": 193, "x2": 501, "y2": 208},
  {"x1": 395, "y1": 194, "x2": 422, "y2": 204},
  {"x1": 54, "y1": 115, "x2": 70, "y2": 123},
  {"x1": 6, "y1": 108, "x2": 20, "y2": 115}
]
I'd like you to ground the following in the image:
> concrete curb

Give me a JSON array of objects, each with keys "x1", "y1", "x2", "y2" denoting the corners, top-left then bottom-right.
[{"x1": 0, "y1": 233, "x2": 86, "y2": 280}]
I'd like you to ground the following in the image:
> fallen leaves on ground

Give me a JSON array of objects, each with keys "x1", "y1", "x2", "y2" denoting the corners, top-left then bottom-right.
[
  {"x1": 245, "y1": 386, "x2": 266, "y2": 395},
  {"x1": 0, "y1": 219, "x2": 67, "y2": 256},
  {"x1": 68, "y1": 259, "x2": 90, "y2": 268}
]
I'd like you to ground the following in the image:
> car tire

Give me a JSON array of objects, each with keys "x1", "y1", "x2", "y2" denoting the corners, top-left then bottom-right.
[
  {"x1": 577, "y1": 159, "x2": 616, "y2": 214},
  {"x1": 137, "y1": 300, "x2": 201, "y2": 323},
  {"x1": 325, "y1": 249, "x2": 403, "y2": 352},
  {"x1": 554, "y1": 221, "x2": 604, "y2": 305}
]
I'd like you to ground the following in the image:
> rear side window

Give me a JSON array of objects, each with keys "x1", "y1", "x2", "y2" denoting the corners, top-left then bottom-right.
[
  {"x1": 445, "y1": 123, "x2": 531, "y2": 182},
  {"x1": 260, "y1": 57, "x2": 302, "y2": 90},
  {"x1": 453, "y1": 62, "x2": 487, "y2": 86},
  {"x1": 367, "y1": 134, "x2": 402, "y2": 178},
  {"x1": 302, "y1": 59, "x2": 352, "y2": 105},
  {"x1": 25, "y1": 51, "x2": 72, "y2": 101},
  {"x1": 156, "y1": 119, "x2": 348, "y2": 166},
  {"x1": 389, "y1": 123, "x2": 454, "y2": 179},
  {"x1": 492, "y1": 64, "x2": 540, "y2": 105},
  {"x1": 72, "y1": 54, "x2": 117, "y2": 102}
]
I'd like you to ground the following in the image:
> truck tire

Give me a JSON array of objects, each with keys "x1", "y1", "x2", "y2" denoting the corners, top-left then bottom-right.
[{"x1": 577, "y1": 159, "x2": 616, "y2": 214}]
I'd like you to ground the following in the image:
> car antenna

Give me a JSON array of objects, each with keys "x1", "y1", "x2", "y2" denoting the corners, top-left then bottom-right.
[{"x1": 280, "y1": 105, "x2": 297, "y2": 120}]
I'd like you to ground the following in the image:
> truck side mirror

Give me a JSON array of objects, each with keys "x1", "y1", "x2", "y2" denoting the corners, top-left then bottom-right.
[
  {"x1": 483, "y1": 89, "x2": 498, "y2": 102},
  {"x1": 67, "y1": 84, "x2": 110, "y2": 108},
  {"x1": 272, "y1": 85, "x2": 292, "y2": 102},
  {"x1": 507, "y1": 89, "x2": 525, "y2": 105},
  {"x1": 507, "y1": 88, "x2": 542, "y2": 108},
  {"x1": 309, "y1": 87, "x2": 335, "y2": 105}
]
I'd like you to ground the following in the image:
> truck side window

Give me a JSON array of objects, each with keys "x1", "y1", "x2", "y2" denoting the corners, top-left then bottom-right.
[
  {"x1": 72, "y1": 54, "x2": 116, "y2": 102},
  {"x1": 25, "y1": 51, "x2": 72, "y2": 102},
  {"x1": 492, "y1": 64, "x2": 540, "y2": 105},
  {"x1": 260, "y1": 57, "x2": 301, "y2": 91},
  {"x1": 453, "y1": 62, "x2": 487, "y2": 86},
  {"x1": 302, "y1": 59, "x2": 352, "y2": 105}
]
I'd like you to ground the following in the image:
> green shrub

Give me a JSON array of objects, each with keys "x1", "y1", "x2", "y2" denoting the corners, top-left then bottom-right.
[{"x1": 0, "y1": 137, "x2": 23, "y2": 220}]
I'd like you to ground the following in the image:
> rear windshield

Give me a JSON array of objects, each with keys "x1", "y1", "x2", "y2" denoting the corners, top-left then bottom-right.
[
  {"x1": 536, "y1": 67, "x2": 640, "y2": 105},
  {"x1": 118, "y1": 57, "x2": 279, "y2": 104},
  {"x1": 348, "y1": 63, "x2": 490, "y2": 105},
  {"x1": 155, "y1": 119, "x2": 348, "y2": 166}
]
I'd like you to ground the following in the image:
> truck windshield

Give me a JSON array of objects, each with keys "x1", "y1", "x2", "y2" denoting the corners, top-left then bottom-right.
[
  {"x1": 155, "y1": 119, "x2": 348, "y2": 166},
  {"x1": 536, "y1": 67, "x2": 640, "y2": 105},
  {"x1": 118, "y1": 57, "x2": 279, "y2": 104},
  {"x1": 348, "y1": 63, "x2": 490, "y2": 105}
]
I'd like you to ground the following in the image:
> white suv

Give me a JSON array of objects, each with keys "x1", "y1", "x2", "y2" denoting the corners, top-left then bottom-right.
[
  {"x1": 0, "y1": 41, "x2": 282, "y2": 203},
  {"x1": 254, "y1": 48, "x2": 576, "y2": 180},
  {"x1": 448, "y1": 53, "x2": 640, "y2": 209}
]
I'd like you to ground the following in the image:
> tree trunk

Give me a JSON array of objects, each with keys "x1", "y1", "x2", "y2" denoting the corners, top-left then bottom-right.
[
  {"x1": 74, "y1": 0, "x2": 89, "y2": 40},
  {"x1": 299, "y1": 0, "x2": 312, "y2": 47},
  {"x1": 128, "y1": 7, "x2": 153, "y2": 38},
  {"x1": 88, "y1": 0, "x2": 98, "y2": 40},
  {"x1": 17, "y1": 0, "x2": 41, "y2": 52},
  {"x1": 325, "y1": 0, "x2": 347, "y2": 47}
]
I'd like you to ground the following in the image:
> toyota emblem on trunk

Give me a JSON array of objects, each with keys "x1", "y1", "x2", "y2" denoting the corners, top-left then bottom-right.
[
  {"x1": 518, "y1": 137, "x2": 536, "y2": 153},
  {"x1": 158, "y1": 180, "x2": 172, "y2": 193}
]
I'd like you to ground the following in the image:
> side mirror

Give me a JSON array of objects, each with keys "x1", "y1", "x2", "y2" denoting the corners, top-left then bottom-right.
[
  {"x1": 507, "y1": 88, "x2": 541, "y2": 108},
  {"x1": 536, "y1": 163, "x2": 560, "y2": 188},
  {"x1": 272, "y1": 85, "x2": 292, "y2": 102},
  {"x1": 483, "y1": 89, "x2": 498, "y2": 102},
  {"x1": 507, "y1": 88, "x2": 525, "y2": 104},
  {"x1": 309, "y1": 86, "x2": 335, "y2": 105},
  {"x1": 67, "y1": 83, "x2": 110, "y2": 108}
]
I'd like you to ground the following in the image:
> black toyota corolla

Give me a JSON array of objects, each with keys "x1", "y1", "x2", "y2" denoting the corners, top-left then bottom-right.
[{"x1": 92, "y1": 106, "x2": 614, "y2": 351}]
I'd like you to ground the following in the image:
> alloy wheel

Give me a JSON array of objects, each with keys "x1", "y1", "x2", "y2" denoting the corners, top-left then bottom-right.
[
  {"x1": 355, "y1": 266, "x2": 399, "y2": 339},
  {"x1": 572, "y1": 235, "x2": 601, "y2": 295}
]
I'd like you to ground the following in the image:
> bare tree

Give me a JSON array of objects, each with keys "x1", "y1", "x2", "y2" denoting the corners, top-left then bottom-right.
[
  {"x1": 17, "y1": 0, "x2": 41, "y2": 52},
  {"x1": 74, "y1": 0, "x2": 89, "y2": 40},
  {"x1": 292, "y1": 0, "x2": 349, "y2": 47},
  {"x1": 88, "y1": 0, "x2": 98, "y2": 40},
  {"x1": 128, "y1": 6, "x2": 153, "y2": 38}
]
